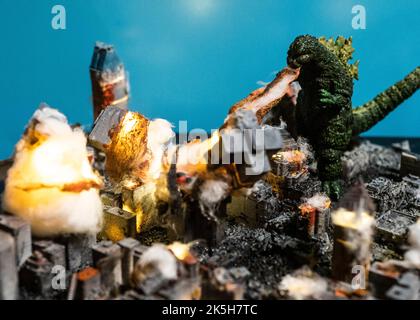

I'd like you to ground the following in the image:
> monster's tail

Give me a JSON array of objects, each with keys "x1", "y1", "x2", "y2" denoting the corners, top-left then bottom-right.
[{"x1": 352, "y1": 66, "x2": 420, "y2": 135}]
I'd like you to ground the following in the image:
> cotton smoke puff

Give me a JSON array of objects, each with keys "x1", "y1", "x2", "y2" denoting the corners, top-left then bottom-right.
[
  {"x1": 198, "y1": 179, "x2": 230, "y2": 220},
  {"x1": 146, "y1": 118, "x2": 175, "y2": 181},
  {"x1": 279, "y1": 268, "x2": 328, "y2": 300},
  {"x1": 2, "y1": 105, "x2": 103, "y2": 236},
  {"x1": 132, "y1": 244, "x2": 178, "y2": 288}
]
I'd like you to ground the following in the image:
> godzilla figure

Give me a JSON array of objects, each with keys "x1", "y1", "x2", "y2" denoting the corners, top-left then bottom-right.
[{"x1": 286, "y1": 34, "x2": 419, "y2": 199}]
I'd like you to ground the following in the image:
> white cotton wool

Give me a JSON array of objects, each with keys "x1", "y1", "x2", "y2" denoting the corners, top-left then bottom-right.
[
  {"x1": 2, "y1": 105, "x2": 103, "y2": 236},
  {"x1": 199, "y1": 179, "x2": 229, "y2": 207},
  {"x1": 279, "y1": 274, "x2": 328, "y2": 300},
  {"x1": 135, "y1": 244, "x2": 178, "y2": 280},
  {"x1": 146, "y1": 118, "x2": 175, "y2": 181}
]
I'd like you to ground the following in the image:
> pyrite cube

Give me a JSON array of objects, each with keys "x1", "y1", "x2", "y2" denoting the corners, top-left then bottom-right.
[{"x1": 99, "y1": 206, "x2": 137, "y2": 242}]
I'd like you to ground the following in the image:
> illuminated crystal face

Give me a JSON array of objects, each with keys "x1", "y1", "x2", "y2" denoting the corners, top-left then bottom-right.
[
  {"x1": 2, "y1": 106, "x2": 103, "y2": 236},
  {"x1": 105, "y1": 111, "x2": 150, "y2": 185}
]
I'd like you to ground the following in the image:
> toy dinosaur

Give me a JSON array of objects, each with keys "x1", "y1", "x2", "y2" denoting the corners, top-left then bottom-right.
[{"x1": 286, "y1": 34, "x2": 420, "y2": 199}]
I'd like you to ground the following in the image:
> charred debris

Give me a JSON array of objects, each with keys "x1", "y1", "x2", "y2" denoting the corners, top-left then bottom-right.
[{"x1": 0, "y1": 37, "x2": 419, "y2": 300}]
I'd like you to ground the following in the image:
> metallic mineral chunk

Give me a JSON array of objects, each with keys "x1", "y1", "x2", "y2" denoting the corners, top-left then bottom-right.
[
  {"x1": 0, "y1": 230, "x2": 18, "y2": 300},
  {"x1": 386, "y1": 272, "x2": 420, "y2": 300},
  {"x1": 0, "y1": 213, "x2": 32, "y2": 267},
  {"x1": 226, "y1": 193, "x2": 264, "y2": 227},
  {"x1": 401, "y1": 151, "x2": 420, "y2": 178},
  {"x1": 99, "y1": 206, "x2": 137, "y2": 242},
  {"x1": 88, "y1": 106, "x2": 127, "y2": 151},
  {"x1": 117, "y1": 238, "x2": 141, "y2": 287},
  {"x1": 376, "y1": 210, "x2": 417, "y2": 245},
  {"x1": 368, "y1": 262, "x2": 401, "y2": 299},
  {"x1": 391, "y1": 140, "x2": 411, "y2": 153},
  {"x1": 19, "y1": 250, "x2": 56, "y2": 299},
  {"x1": 90, "y1": 42, "x2": 129, "y2": 120},
  {"x1": 57, "y1": 234, "x2": 96, "y2": 273},
  {"x1": 92, "y1": 241, "x2": 123, "y2": 294},
  {"x1": 33, "y1": 240, "x2": 66, "y2": 269}
]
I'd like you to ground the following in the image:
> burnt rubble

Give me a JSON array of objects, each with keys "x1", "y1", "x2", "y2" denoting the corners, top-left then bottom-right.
[{"x1": 1, "y1": 138, "x2": 420, "y2": 300}]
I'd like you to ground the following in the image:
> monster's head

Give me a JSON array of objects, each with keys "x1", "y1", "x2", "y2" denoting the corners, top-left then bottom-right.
[{"x1": 287, "y1": 35, "x2": 320, "y2": 69}]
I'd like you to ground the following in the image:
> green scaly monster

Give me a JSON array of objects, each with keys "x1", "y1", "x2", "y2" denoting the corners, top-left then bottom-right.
[{"x1": 286, "y1": 35, "x2": 420, "y2": 199}]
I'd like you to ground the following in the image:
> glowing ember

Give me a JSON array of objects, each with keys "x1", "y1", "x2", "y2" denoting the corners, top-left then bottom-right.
[
  {"x1": 332, "y1": 208, "x2": 374, "y2": 230},
  {"x1": 279, "y1": 271, "x2": 327, "y2": 300},
  {"x1": 299, "y1": 204, "x2": 316, "y2": 215},
  {"x1": 167, "y1": 242, "x2": 196, "y2": 264},
  {"x1": 120, "y1": 111, "x2": 139, "y2": 136},
  {"x1": 167, "y1": 242, "x2": 190, "y2": 260},
  {"x1": 274, "y1": 150, "x2": 306, "y2": 165},
  {"x1": 105, "y1": 111, "x2": 150, "y2": 184},
  {"x1": 299, "y1": 194, "x2": 331, "y2": 215}
]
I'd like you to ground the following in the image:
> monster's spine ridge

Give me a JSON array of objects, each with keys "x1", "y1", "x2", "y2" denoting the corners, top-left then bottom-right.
[{"x1": 352, "y1": 66, "x2": 420, "y2": 135}]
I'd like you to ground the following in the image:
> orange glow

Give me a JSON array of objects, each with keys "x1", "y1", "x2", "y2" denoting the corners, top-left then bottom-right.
[
  {"x1": 275, "y1": 150, "x2": 306, "y2": 164},
  {"x1": 120, "y1": 112, "x2": 139, "y2": 136},
  {"x1": 167, "y1": 242, "x2": 191, "y2": 260},
  {"x1": 9, "y1": 131, "x2": 102, "y2": 192},
  {"x1": 167, "y1": 242, "x2": 197, "y2": 264},
  {"x1": 299, "y1": 204, "x2": 316, "y2": 216}
]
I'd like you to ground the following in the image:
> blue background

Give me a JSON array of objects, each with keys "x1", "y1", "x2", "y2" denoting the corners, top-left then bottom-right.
[{"x1": 0, "y1": 0, "x2": 419, "y2": 159}]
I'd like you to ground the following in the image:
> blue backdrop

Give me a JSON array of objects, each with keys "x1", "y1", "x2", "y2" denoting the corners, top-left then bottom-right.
[{"x1": 1, "y1": 0, "x2": 419, "y2": 159}]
